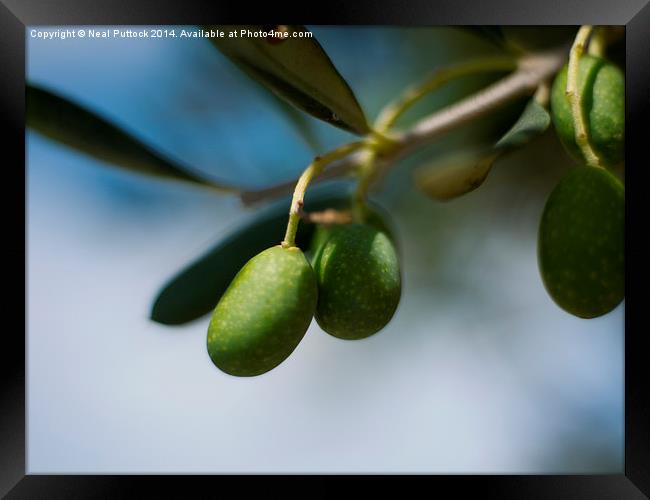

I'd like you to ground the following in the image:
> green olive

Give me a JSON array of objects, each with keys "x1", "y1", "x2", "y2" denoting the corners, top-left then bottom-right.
[
  {"x1": 207, "y1": 245, "x2": 317, "y2": 376},
  {"x1": 308, "y1": 204, "x2": 397, "y2": 267},
  {"x1": 538, "y1": 166, "x2": 624, "y2": 318},
  {"x1": 312, "y1": 223, "x2": 401, "y2": 339},
  {"x1": 550, "y1": 55, "x2": 624, "y2": 167}
]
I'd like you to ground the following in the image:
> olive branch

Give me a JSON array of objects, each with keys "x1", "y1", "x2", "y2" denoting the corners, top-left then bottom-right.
[
  {"x1": 240, "y1": 46, "x2": 569, "y2": 210},
  {"x1": 26, "y1": 26, "x2": 624, "y2": 330}
]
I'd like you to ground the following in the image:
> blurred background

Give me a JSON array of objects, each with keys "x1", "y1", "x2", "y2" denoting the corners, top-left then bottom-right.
[{"x1": 26, "y1": 26, "x2": 623, "y2": 473}]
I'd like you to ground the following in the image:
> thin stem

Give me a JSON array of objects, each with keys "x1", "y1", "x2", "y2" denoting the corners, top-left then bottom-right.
[
  {"x1": 401, "y1": 48, "x2": 566, "y2": 152},
  {"x1": 281, "y1": 141, "x2": 366, "y2": 248},
  {"x1": 240, "y1": 157, "x2": 359, "y2": 206},
  {"x1": 375, "y1": 56, "x2": 517, "y2": 132},
  {"x1": 351, "y1": 127, "x2": 399, "y2": 218},
  {"x1": 566, "y1": 25, "x2": 602, "y2": 168},
  {"x1": 206, "y1": 184, "x2": 244, "y2": 195},
  {"x1": 588, "y1": 27, "x2": 606, "y2": 57},
  {"x1": 352, "y1": 149, "x2": 378, "y2": 220},
  {"x1": 353, "y1": 56, "x2": 516, "y2": 216},
  {"x1": 300, "y1": 208, "x2": 353, "y2": 224},
  {"x1": 533, "y1": 81, "x2": 550, "y2": 107}
]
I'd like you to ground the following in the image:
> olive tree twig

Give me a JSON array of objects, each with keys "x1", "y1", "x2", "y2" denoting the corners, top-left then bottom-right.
[
  {"x1": 239, "y1": 45, "x2": 569, "y2": 207},
  {"x1": 281, "y1": 141, "x2": 365, "y2": 247},
  {"x1": 566, "y1": 25, "x2": 602, "y2": 168}
]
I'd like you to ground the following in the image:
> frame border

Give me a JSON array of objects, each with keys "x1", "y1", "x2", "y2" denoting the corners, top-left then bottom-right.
[{"x1": 4, "y1": 0, "x2": 648, "y2": 497}]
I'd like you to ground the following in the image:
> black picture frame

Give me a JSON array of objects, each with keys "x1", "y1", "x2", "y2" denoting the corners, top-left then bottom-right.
[{"x1": 3, "y1": 0, "x2": 649, "y2": 497}]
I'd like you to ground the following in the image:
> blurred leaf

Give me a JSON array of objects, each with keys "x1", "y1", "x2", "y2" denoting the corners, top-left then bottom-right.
[
  {"x1": 204, "y1": 25, "x2": 370, "y2": 135},
  {"x1": 151, "y1": 190, "x2": 352, "y2": 325},
  {"x1": 458, "y1": 27, "x2": 576, "y2": 54},
  {"x1": 500, "y1": 26, "x2": 578, "y2": 52},
  {"x1": 414, "y1": 98, "x2": 550, "y2": 201},
  {"x1": 219, "y1": 50, "x2": 323, "y2": 153},
  {"x1": 414, "y1": 151, "x2": 499, "y2": 201},
  {"x1": 457, "y1": 27, "x2": 509, "y2": 50},
  {"x1": 495, "y1": 99, "x2": 550, "y2": 151},
  {"x1": 27, "y1": 84, "x2": 234, "y2": 191}
]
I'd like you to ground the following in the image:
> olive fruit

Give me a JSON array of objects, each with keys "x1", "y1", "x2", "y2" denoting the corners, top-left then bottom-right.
[
  {"x1": 365, "y1": 211, "x2": 398, "y2": 247},
  {"x1": 538, "y1": 166, "x2": 624, "y2": 318},
  {"x1": 308, "y1": 204, "x2": 398, "y2": 267},
  {"x1": 207, "y1": 245, "x2": 317, "y2": 376},
  {"x1": 312, "y1": 223, "x2": 401, "y2": 339},
  {"x1": 309, "y1": 223, "x2": 334, "y2": 267},
  {"x1": 550, "y1": 55, "x2": 624, "y2": 167},
  {"x1": 152, "y1": 191, "x2": 349, "y2": 326}
]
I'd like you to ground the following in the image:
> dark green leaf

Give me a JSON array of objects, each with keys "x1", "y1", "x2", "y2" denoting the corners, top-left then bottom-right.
[
  {"x1": 500, "y1": 27, "x2": 578, "y2": 52},
  {"x1": 204, "y1": 25, "x2": 369, "y2": 135},
  {"x1": 150, "y1": 189, "x2": 352, "y2": 326},
  {"x1": 27, "y1": 84, "x2": 233, "y2": 191},
  {"x1": 218, "y1": 48, "x2": 323, "y2": 153},
  {"x1": 457, "y1": 27, "x2": 509, "y2": 50},
  {"x1": 495, "y1": 99, "x2": 551, "y2": 151}
]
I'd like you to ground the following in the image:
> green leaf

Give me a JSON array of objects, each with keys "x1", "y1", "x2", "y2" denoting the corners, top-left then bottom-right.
[
  {"x1": 27, "y1": 84, "x2": 234, "y2": 191},
  {"x1": 414, "y1": 98, "x2": 550, "y2": 201},
  {"x1": 495, "y1": 99, "x2": 551, "y2": 151},
  {"x1": 500, "y1": 27, "x2": 578, "y2": 52},
  {"x1": 204, "y1": 25, "x2": 369, "y2": 135},
  {"x1": 150, "y1": 190, "x2": 352, "y2": 326},
  {"x1": 457, "y1": 27, "x2": 509, "y2": 50},
  {"x1": 414, "y1": 150, "x2": 499, "y2": 202},
  {"x1": 215, "y1": 46, "x2": 323, "y2": 153}
]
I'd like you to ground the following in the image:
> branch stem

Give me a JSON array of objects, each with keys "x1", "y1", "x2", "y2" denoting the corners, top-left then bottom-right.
[
  {"x1": 403, "y1": 48, "x2": 565, "y2": 152},
  {"x1": 281, "y1": 141, "x2": 365, "y2": 248},
  {"x1": 588, "y1": 27, "x2": 606, "y2": 57},
  {"x1": 352, "y1": 149, "x2": 379, "y2": 220},
  {"x1": 566, "y1": 25, "x2": 602, "y2": 168},
  {"x1": 352, "y1": 56, "x2": 517, "y2": 217},
  {"x1": 375, "y1": 55, "x2": 517, "y2": 132},
  {"x1": 241, "y1": 45, "x2": 569, "y2": 206}
]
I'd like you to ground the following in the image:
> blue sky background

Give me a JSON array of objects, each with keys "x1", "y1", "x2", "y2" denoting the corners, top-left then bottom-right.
[{"x1": 26, "y1": 26, "x2": 623, "y2": 473}]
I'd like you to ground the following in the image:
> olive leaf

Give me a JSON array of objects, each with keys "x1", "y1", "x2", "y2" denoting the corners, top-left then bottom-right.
[
  {"x1": 214, "y1": 43, "x2": 323, "y2": 153},
  {"x1": 494, "y1": 99, "x2": 551, "y2": 151},
  {"x1": 27, "y1": 84, "x2": 233, "y2": 191},
  {"x1": 151, "y1": 190, "x2": 352, "y2": 326},
  {"x1": 414, "y1": 98, "x2": 550, "y2": 201},
  {"x1": 414, "y1": 151, "x2": 500, "y2": 202},
  {"x1": 458, "y1": 27, "x2": 509, "y2": 50},
  {"x1": 204, "y1": 25, "x2": 369, "y2": 135},
  {"x1": 499, "y1": 27, "x2": 578, "y2": 52},
  {"x1": 459, "y1": 27, "x2": 577, "y2": 53}
]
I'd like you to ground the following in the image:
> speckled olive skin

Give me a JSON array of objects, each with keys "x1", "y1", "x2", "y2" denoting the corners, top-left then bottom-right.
[
  {"x1": 550, "y1": 56, "x2": 624, "y2": 167},
  {"x1": 207, "y1": 245, "x2": 317, "y2": 376},
  {"x1": 309, "y1": 224, "x2": 334, "y2": 267},
  {"x1": 308, "y1": 206, "x2": 398, "y2": 267},
  {"x1": 313, "y1": 224, "x2": 401, "y2": 339},
  {"x1": 538, "y1": 167, "x2": 624, "y2": 318}
]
